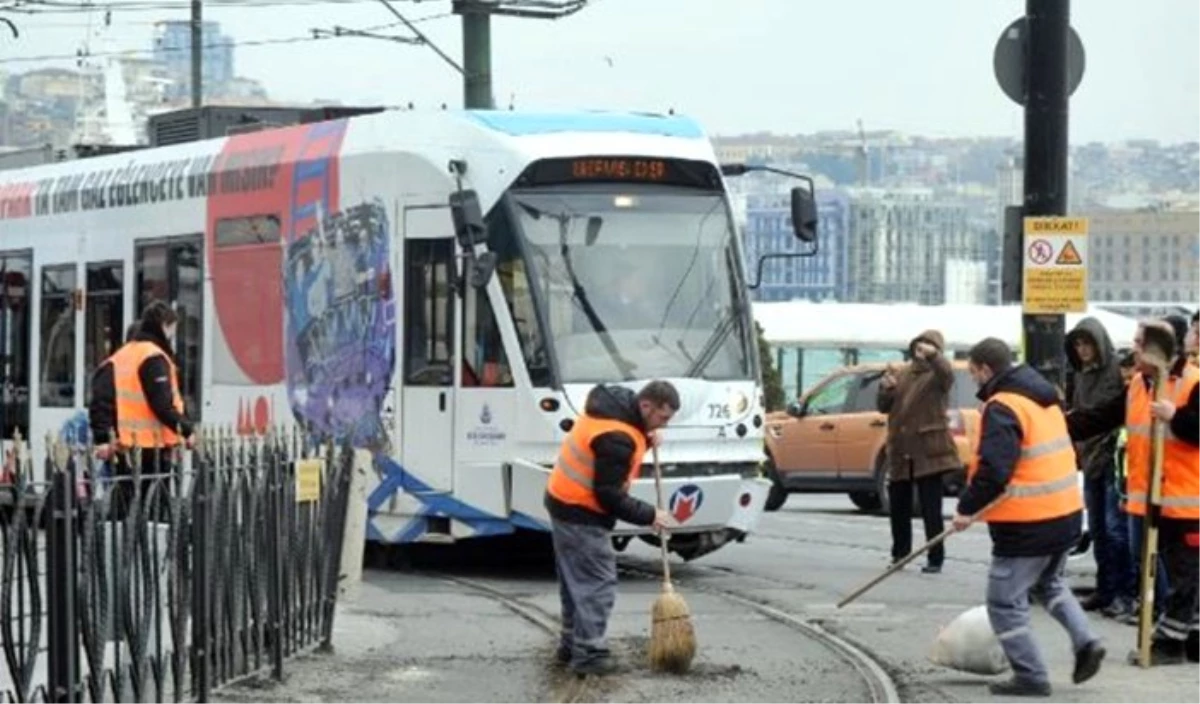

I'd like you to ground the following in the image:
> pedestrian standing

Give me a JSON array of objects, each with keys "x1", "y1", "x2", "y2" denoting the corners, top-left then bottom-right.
[
  {"x1": 1064, "y1": 317, "x2": 1134, "y2": 618},
  {"x1": 876, "y1": 329, "x2": 958, "y2": 574},
  {"x1": 1067, "y1": 318, "x2": 1199, "y2": 666},
  {"x1": 954, "y1": 337, "x2": 1105, "y2": 697},
  {"x1": 544, "y1": 380, "x2": 677, "y2": 676}
]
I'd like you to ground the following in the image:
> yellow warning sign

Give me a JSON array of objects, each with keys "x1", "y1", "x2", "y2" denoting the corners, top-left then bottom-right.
[
  {"x1": 295, "y1": 459, "x2": 322, "y2": 503},
  {"x1": 1022, "y1": 216, "x2": 1089, "y2": 314},
  {"x1": 1055, "y1": 240, "x2": 1083, "y2": 265}
]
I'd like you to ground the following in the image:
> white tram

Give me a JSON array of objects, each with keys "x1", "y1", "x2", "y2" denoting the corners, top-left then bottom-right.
[{"x1": 0, "y1": 108, "x2": 818, "y2": 559}]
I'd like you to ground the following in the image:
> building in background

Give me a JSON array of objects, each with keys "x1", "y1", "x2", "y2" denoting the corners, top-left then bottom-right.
[
  {"x1": 154, "y1": 20, "x2": 234, "y2": 101},
  {"x1": 943, "y1": 259, "x2": 990, "y2": 304},
  {"x1": 1086, "y1": 208, "x2": 1199, "y2": 303},
  {"x1": 843, "y1": 188, "x2": 983, "y2": 304},
  {"x1": 739, "y1": 187, "x2": 851, "y2": 302}
]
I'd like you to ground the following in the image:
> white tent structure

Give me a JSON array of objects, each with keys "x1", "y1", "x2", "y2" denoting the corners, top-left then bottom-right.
[{"x1": 754, "y1": 301, "x2": 1142, "y2": 352}]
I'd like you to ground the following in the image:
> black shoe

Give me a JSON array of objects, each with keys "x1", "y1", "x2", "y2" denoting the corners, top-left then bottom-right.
[
  {"x1": 1073, "y1": 641, "x2": 1105, "y2": 684},
  {"x1": 555, "y1": 645, "x2": 571, "y2": 665},
  {"x1": 988, "y1": 678, "x2": 1052, "y2": 697},
  {"x1": 921, "y1": 563, "x2": 942, "y2": 574},
  {"x1": 572, "y1": 656, "x2": 618, "y2": 677},
  {"x1": 1080, "y1": 594, "x2": 1111, "y2": 612},
  {"x1": 1187, "y1": 632, "x2": 1198, "y2": 663},
  {"x1": 1126, "y1": 641, "x2": 1187, "y2": 667}
]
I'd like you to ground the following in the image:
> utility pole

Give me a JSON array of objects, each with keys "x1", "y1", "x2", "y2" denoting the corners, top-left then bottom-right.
[
  {"x1": 190, "y1": 0, "x2": 203, "y2": 109},
  {"x1": 1021, "y1": 0, "x2": 1070, "y2": 387},
  {"x1": 460, "y1": 6, "x2": 493, "y2": 109}
]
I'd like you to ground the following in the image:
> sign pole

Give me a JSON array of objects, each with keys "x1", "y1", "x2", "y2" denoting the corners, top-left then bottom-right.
[{"x1": 1020, "y1": 0, "x2": 1072, "y2": 389}]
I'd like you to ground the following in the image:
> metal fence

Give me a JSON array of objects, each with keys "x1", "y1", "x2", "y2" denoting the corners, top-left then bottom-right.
[{"x1": 0, "y1": 429, "x2": 354, "y2": 703}]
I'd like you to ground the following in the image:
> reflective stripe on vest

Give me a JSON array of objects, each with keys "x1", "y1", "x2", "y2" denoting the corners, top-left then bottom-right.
[
  {"x1": 546, "y1": 414, "x2": 647, "y2": 515},
  {"x1": 1124, "y1": 367, "x2": 1200, "y2": 519},
  {"x1": 110, "y1": 340, "x2": 184, "y2": 449},
  {"x1": 967, "y1": 391, "x2": 1083, "y2": 523}
]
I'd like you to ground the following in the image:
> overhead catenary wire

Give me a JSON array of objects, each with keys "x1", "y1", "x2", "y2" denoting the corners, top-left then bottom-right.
[
  {"x1": 0, "y1": 0, "x2": 403, "y2": 13},
  {"x1": 0, "y1": 12, "x2": 451, "y2": 63}
]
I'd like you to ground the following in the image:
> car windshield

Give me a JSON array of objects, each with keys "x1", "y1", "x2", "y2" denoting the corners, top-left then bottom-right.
[{"x1": 509, "y1": 186, "x2": 754, "y2": 383}]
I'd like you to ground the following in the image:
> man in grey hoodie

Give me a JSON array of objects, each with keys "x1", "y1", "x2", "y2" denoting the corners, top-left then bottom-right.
[{"x1": 1065, "y1": 316, "x2": 1134, "y2": 618}]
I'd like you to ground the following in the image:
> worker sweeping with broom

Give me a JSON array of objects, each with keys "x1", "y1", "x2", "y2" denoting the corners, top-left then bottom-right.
[
  {"x1": 544, "y1": 380, "x2": 682, "y2": 677},
  {"x1": 951, "y1": 338, "x2": 1105, "y2": 697}
]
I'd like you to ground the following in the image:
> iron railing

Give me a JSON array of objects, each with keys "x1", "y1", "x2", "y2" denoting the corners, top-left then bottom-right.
[{"x1": 0, "y1": 429, "x2": 353, "y2": 703}]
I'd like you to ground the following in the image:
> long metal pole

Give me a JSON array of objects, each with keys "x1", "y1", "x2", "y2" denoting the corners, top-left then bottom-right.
[
  {"x1": 190, "y1": 0, "x2": 203, "y2": 108},
  {"x1": 1021, "y1": 0, "x2": 1069, "y2": 388},
  {"x1": 461, "y1": 8, "x2": 493, "y2": 109}
]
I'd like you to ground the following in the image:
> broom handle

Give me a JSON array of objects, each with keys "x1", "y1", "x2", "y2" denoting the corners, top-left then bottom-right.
[
  {"x1": 1137, "y1": 364, "x2": 1170, "y2": 667},
  {"x1": 837, "y1": 493, "x2": 1006, "y2": 609},
  {"x1": 652, "y1": 444, "x2": 672, "y2": 586}
]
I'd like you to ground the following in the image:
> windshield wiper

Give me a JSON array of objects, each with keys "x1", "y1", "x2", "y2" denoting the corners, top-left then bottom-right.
[{"x1": 683, "y1": 306, "x2": 739, "y2": 379}]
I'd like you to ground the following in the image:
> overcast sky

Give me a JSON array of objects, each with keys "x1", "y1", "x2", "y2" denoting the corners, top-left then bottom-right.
[{"x1": 2, "y1": 0, "x2": 1197, "y2": 143}]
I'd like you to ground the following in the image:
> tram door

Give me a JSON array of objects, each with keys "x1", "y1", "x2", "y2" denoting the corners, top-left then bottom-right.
[
  {"x1": 0, "y1": 251, "x2": 32, "y2": 454},
  {"x1": 400, "y1": 207, "x2": 457, "y2": 493}
]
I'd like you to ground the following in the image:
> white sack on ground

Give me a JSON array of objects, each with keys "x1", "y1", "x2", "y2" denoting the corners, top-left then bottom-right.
[{"x1": 928, "y1": 605, "x2": 1011, "y2": 676}]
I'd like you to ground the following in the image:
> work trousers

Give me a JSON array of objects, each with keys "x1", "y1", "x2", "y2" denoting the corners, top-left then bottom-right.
[
  {"x1": 1153, "y1": 519, "x2": 1200, "y2": 647},
  {"x1": 987, "y1": 551, "x2": 1099, "y2": 685},
  {"x1": 1084, "y1": 472, "x2": 1135, "y2": 604},
  {"x1": 551, "y1": 519, "x2": 618, "y2": 668},
  {"x1": 888, "y1": 470, "x2": 946, "y2": 567}
]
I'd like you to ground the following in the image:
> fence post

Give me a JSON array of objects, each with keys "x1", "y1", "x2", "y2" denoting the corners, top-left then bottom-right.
[
  {"x1": 46, "y1": 450, "x2": 80, "y2": 703},
  {"x1": 319, "y1": 444, "x2": 355, "y2": 651},
  {"x1": 336, "y1": 448, "x2": 371, "y2": 603},
  {"x1": 266, "y1": 437, "x2": 285, "y2": 681},
  {"x1": 191, "y1": 445, "x2": 211, "y2": 702}
]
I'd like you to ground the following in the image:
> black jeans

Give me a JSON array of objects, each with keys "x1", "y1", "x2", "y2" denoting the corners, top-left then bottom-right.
[
  {"x1": 1155, "y1": 518, "x2": 1199, "y2": 647},
  {"x1": 889, "y1": 469, "x2": 947, "y2": 567}
]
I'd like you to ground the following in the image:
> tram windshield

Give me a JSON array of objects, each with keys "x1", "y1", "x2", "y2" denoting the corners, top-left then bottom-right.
[{"x1": 507, "y1": 185, "x2": 755, "y2": 384}]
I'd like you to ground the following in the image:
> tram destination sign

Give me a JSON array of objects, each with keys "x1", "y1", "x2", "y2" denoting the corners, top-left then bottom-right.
[{"x1": 0, "y1": 145, "x2": 285, "y2": 221}]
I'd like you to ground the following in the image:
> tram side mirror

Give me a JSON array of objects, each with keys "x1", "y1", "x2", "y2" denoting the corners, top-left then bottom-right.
[
  {"x1": 450, "y1": 189, "x2": 488, "y2": 248},
  {"x1": 468, "y1": 251, "x2": 498, "y2": 289},
  {"x1": 790, "y1": 186, "x2": 818, "y2": 243}
]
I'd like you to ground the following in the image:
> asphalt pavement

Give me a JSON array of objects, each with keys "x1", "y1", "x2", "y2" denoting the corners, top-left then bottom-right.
[{"x1": 215, "y1": 494, "x2": 1199, "y2": 703}]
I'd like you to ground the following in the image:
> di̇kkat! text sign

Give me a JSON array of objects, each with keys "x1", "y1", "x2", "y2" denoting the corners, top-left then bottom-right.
[{"x1": 1022, "y1": 216, "x2": 1088, "y2": 314}]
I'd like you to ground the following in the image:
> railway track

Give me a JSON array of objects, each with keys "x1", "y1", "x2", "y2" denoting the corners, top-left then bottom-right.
[{"x1": 430, "y1": 563, "x2": 901, "y2": 704}]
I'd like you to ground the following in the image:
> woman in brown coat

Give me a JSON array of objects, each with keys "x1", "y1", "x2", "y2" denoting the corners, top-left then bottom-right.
[{"x1": 876, "y1": 329, "x2": 959, "y2": 573}]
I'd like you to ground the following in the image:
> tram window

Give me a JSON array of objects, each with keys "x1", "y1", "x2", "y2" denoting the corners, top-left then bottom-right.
[
  {"x1": 404, "y1": 239, "x2": 454, "y2": 386},
  {"x1": 84, "y1": 262, "x2": 124, "y2": 400},
  {"x1": 0, "y1": 252, "x2": 32, "y2": 440},
  {"x1": 488, "y1": 205, "x2": 551, "y2": 387},
  {"x1": 136, "y1": 239, "x2": 203, "y2": 418},
  {"x1": 462, "y1": 283, "x2": 513, "y2": 388},
  {"x1": 39, "y1": 264, "x2": 77, "y2": 408}
]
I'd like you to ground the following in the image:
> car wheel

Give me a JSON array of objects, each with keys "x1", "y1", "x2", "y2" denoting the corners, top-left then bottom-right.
[
  {"x1": 849, "y1": 490, "x2": 881, "y2": 512},
  {"x1": 763, "y1": 456, "x2": 788, "y2": 512}
]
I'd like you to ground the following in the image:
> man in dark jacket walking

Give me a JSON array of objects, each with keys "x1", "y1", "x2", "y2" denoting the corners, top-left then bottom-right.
[
  {"x1": 876, "y1": 329, "x2": 959, "y2": 573},
  {"x1": 544, "y1": 381, "x2": 678, "y2": 676},
  {"x1": 1064, "y1": 317, "x2": 1134, "y2": 617}
]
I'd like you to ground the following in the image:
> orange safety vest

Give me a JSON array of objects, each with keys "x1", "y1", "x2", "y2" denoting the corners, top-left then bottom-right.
[
  {"x1": 967, "y1": 391, "x2": 1083, "y2": 523},
  {"x1": 546, "y1": 414, "x2": 647, "y2": 515},
  {"x1": 1124, "y1": 366, "x2": 1200, "y2": 520},
  {"x1": 110, "y1": 340, "x2": 185, "y2": 448}
]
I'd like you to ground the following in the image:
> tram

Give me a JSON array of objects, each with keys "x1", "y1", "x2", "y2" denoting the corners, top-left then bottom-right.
[{"x1": 0, "y1": 108, "x2": 817, "y2": 559}]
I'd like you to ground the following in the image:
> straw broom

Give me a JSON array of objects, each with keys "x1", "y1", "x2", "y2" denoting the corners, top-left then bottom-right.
[{"x1": 648, "y1": 444, "x2": 696, "y2": 674}]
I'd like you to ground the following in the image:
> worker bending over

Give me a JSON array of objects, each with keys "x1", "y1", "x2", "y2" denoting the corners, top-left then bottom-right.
[{"x1": 544, "y1": 380, "x2": 678, "y2": 677}]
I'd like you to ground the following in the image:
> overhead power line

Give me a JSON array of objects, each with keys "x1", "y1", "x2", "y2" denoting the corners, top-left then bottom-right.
[
  {"x1": 1, "y1": 0, "x2": 395, "y2": 12},
  {"x1": 0, "y1": 14, "x2": 449, "y2": 64}
]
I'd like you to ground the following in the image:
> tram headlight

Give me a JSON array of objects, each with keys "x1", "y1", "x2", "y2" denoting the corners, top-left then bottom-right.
[{"x1": 730, "y1": 390, "x2": 749, "y2": 417}]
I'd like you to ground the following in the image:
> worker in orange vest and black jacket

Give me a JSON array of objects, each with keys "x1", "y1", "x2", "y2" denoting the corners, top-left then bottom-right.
[
  {"x1": 544, "y1": 380, "x2": 678, "y2": 677},
  {"x1": 1067, "y1": 316, "x2": 1199, "y2": 666},
  {"x1": 104, "y1": 301, "x2": 196, "y2": 518},
  {"x1": 953, "y1": 338, "x2": 1104, "y2": 697}
]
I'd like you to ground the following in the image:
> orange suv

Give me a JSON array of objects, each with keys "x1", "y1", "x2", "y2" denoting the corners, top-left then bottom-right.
[{"x1": 762, "y1": 361, "x2": 982, "y2": 513}]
